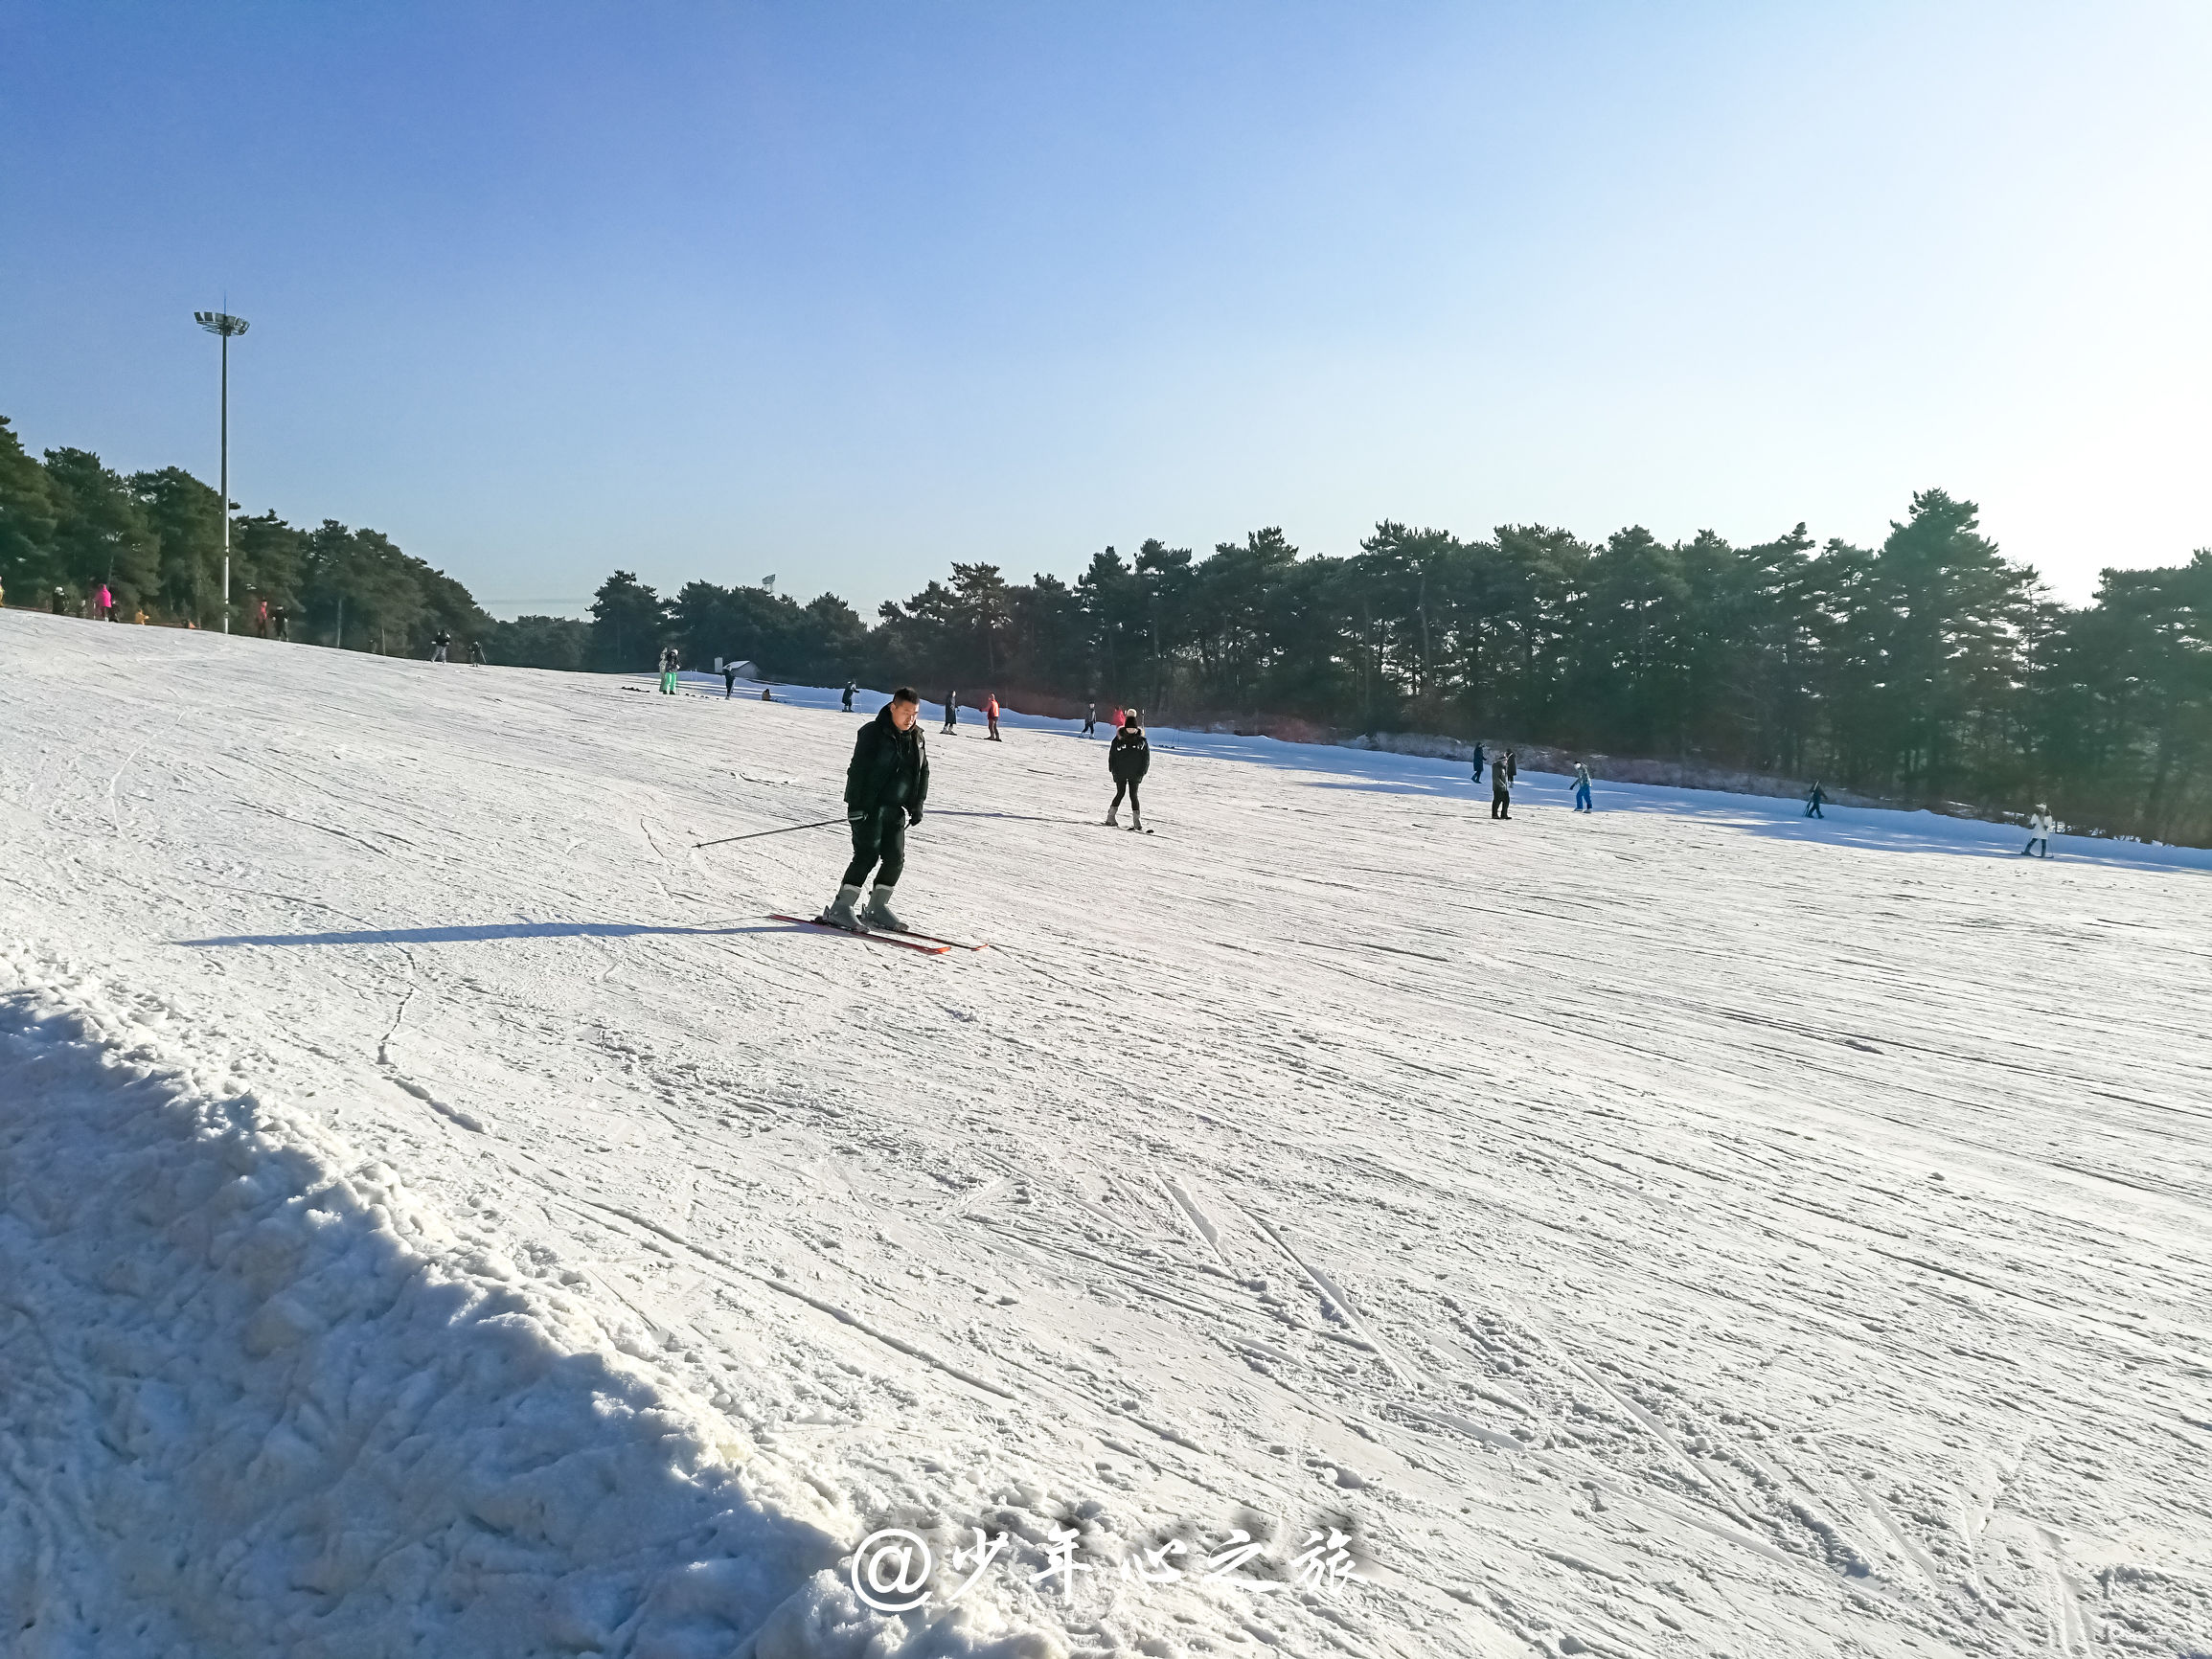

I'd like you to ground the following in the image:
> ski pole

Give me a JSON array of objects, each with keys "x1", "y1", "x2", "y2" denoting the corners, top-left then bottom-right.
[{"x1": 694, "y1": 815, "x2": 849, "y2": 851}]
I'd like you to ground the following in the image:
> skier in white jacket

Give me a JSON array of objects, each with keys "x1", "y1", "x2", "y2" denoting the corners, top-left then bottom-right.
[{"x1": 2022, "y1": 805, "x2": 2055, "y2": 858}]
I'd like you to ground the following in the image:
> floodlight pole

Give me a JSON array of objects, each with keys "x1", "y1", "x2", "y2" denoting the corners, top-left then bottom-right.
[{"x1": 194, "y1": 311, "x2": 250, "y2": 631}]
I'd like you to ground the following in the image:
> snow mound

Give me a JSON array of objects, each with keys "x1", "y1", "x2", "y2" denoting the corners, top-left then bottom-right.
[{"x1": 0, "y1": 955, "x2": 1056, "y2": 1659}]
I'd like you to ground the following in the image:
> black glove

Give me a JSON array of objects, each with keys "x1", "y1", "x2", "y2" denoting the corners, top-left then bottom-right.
[{"x1": 907, "y1": 808, "x2": 923, "y2": 826}]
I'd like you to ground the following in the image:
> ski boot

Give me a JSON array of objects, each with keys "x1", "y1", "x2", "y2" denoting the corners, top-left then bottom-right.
[
  {"x1": 861, "y1": 883, "x2": 906, "y2": 932},
  {"x1": 1104, "y1": 807, "x2": 1119, "y2": 827},
  {"x1": 1128, "y1": 811, "x2": 1144, "y2": 832},
  {"x1": 818, "y1": 883, "x2": 867, "y2": 932}
]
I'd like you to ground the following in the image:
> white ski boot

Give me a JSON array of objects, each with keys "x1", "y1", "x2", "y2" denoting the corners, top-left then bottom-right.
[
  {"x1": 861, "y1": 883, "x2": 906, "y2": 932},
  {"x1": 1104, "y1": 807, "x2": 1120, "y2": 827},
  {"x1": 818, "y1": 883, "x2": 866, "y2": 932},
  {"x1": 1129, "y1": 810, "x2": 1144, "y2": 832}
]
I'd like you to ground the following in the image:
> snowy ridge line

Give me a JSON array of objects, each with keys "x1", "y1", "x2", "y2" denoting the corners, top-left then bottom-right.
[{"x1": 0, "y1": 958, "x2": 1054, "y2": 1659}]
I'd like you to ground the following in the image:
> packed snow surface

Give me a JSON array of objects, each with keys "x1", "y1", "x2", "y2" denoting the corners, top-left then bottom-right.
[{"x1": 3, "y1": 607, "x2": 2209, "y2": 1658}]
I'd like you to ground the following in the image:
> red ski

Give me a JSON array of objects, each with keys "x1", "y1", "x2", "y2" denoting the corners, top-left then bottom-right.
[
  {"x1": 768, "y1": 915, "x2": 951, "y2": 955},
  {"x1": 892, "y1": 929, "x2": 991, "y2": 953}
]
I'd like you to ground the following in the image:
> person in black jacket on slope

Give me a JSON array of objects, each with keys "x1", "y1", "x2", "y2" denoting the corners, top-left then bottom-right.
[
  {"x1": 819, "y1": 688, "x2": 930, "y2": 932},
  {"x1": 1106, "y1": 712, "x2": 1150, "y2": 831}
]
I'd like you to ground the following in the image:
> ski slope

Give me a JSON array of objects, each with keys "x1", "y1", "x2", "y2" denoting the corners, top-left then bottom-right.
[{"x1": 4, "y1": 607, "x2": 2209, "y2": 1659}]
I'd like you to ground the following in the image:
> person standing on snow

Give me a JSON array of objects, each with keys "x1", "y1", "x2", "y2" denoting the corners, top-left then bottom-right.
[
  {"x1": 842, "y1": 679, "x2": 857, "y2": 713},
  {"x1": 1106, "y1": 712, "x2": 1151, "y2": 830},
  {"x1": 1471, "y1": 742, "x2": 1486, "y2": 784},
  {"x1": 431, "y1": 628, "x2": 452, "y2": 663},
  {"x1": 819, "y1": 687, "x2": 930, "y2": 933},
  {"x1": 1083, "y1": 702, "x2": 1097, "y2": 737},
  {"x1": 269, "y1": 603, "x2": 289, "y2": 640},
  {"x1": 96, "y1": 582, "x2": 115, "y2": 621},
  {"x1": 252, "y1": 598, "x2": 269, "y2": 638},
  {"x1": 942, "y1": 692, "x2": 959, "y2": 734},
  {"x1": 2022, "y1": 804, "x2": 2055, "y2": 857},
  {"x1": 721, "y1": 661, "x2": 740, "y2": 698},
  {"x1": 986, "y1": 693, "x2": 1002, "y2": 741},
  {"x1": 657, "y1": 646, "x2": 680, "y2": 693},
  {"x1": 1805, "y1": 780, "x2": 1827, "y2": 819},
  {"x1": 467, "y1": 639, "x2": 486, "y2": 666},
  {"x1": 1491, "y1": 761, "x2": 1513, "y2": 820},
  {"x1": 1506, "y1": 749, "x2": 1518, "y2": 783},
  {"x1": 1571, "y1": 762, "x2": 1593, "y2": 812}
]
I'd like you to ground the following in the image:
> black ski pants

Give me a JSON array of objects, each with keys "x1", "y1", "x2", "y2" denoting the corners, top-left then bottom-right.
[
  {"x1": 1110, "y1": 778, "x2": 1142, "y2": 816},
  {"x1": 1491, "y1": 790, "x2": 1510, "y2": 819},
  {"x1": 841, "y1": 806, "x2": 909, "y2": 889}
]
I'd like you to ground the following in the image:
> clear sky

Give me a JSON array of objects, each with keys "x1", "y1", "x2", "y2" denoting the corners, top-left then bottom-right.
[{"x1": 4, "y1": 2, "x2": 2206, "y2": 614}]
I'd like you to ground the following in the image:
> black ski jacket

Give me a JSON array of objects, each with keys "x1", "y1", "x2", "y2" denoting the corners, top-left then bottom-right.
[
  {"x1": 1108, "y1": 728, "x2": 1151, "y2": 782},
  {"x1": 847, "y1": 707, "x2": 930, "y2": 818}
]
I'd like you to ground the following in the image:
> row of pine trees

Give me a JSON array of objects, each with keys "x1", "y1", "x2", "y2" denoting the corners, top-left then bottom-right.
[{"x1": 5, "y1": 415, "x2": 2206, "y2": 845}]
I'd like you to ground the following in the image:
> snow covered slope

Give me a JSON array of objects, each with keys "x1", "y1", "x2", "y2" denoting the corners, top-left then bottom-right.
[{"x1": 4, "y1": 607, "x2": 2209, "y2": 1658}]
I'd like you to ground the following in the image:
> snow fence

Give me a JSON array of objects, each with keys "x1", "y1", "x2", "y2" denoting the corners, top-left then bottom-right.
[{"x1": 0, "y1": 958, "x2": 1060, "y2": 1659}]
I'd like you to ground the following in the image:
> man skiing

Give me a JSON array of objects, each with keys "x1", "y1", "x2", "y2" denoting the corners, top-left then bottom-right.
[
  {"x1": 431, "y1": 628, "x2": 451, "y2": 663},
  {"x1": 1106, "y1": 711, "x2": 1150, "y2": 830},
  {"x1": 1083, "y1": 702, "x2": 1097, "y2": 737},
  {"x1": 1491, "y1": 761, "x2": 1513, "y2": 820},
  {"x1": 986, "y1": 693, "x2": 1002, "y2": 740},
  {"x1": 942, "y1": 692, "x2": 959, "y2": 734},
  {"x1": 269, "y1": 603, "x2": 289, "y2": 641},
  {"x1": 1805, "y1": 780, "x2": 1827, "y2": 819},
  {"x1": 658, "y1": 645, "x2": 680, "y2": 693},
  {"x1": 722, "y1": 661, "x2": 740, "y2": 698},
  {"x1": 842, "y1": 679, "x2": 857, "y2": 713},
  {"x1": 2022, "y1": 803, "x2": 2055, "y2": 857},
  {"x1": 467, "y1": 638, "x2": 486, "y2": 666},
  {"x1": 1571, "y1": 761, "x2": 1593, "y2": 812},
  {"x1": 1471, "y1": 742, "x2": 1485, "y2": 784},
  {"x1": 1506, "y1": 749, "x2": 1518, "y2": 783},
  {"x1": 819, "y1": 686, "x2": 929, "y2": 933}
]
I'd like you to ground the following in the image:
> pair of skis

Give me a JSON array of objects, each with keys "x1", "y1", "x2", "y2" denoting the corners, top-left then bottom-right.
[{"x1": 766, "y1": 915, "x2": 989, "y2": 955}]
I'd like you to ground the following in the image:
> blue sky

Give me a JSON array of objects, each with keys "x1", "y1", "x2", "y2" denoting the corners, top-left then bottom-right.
[{"x1": 4, "y1": 2, "x2": 2206, "y2": 613}]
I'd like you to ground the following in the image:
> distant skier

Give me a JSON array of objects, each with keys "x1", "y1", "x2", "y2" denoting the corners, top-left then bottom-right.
[
  {"x1": 658, "y1": 645, "x2": 680, "y2": 693},
  {"x1": 95, "y1": 582, "x2": 115, "y2": 621},
  {"x1": 842, "y1": 679, "x2": 857, "y2": 713},
  {"x1": 252, "y1": 598, "x2": 269, "y2": 638},
  {"x1": 467, "y1": 638, "x2": 486, "y2": 666},
  {"x1": 1805, "y1": 781, "x2": 1827, "y2": 819},
  {"x1": 986, "y1": 693, "x2": 1002, "y2": 740},
  {"x1": 818, "y1": 686, "x2": 929, "y2": 933},
  {"x1": 2022, "y1": 803, "x2": 2055, "y2": 858},
  {"x1": 1109, "y1": 704, "x2": 1124, "y2": 734},
  {"x1": 1083, "y1": 702, "x2": 1097, "y2": 737},
  {"x1": 722, "y1": 661, "x2": 740, "y2": 698},
  {"x1": 269, "y1": 603, "x2": 289, "y2": 641},
  {"x1": 1506, "y1": 749, "x2": 1518, "y2": 783},
  {"x1": 942, "y1": 692, "x2": 959, "y2": 734},
  {"x1": 431, "y1": 628, "x2": 451, "y2": 663},
  {"x1": 1471, "y1": 742, "x2": 1485, "y2": 784},
  {"x1": 1571, "y1": 762, "x2": 1593, "y2": 812},
  {"x1": 1106, "y1": 712, "x2": 1150, "y2": 830},
  {"x1": 1491, "y1": 763, "x2": 1513, "y2": 820}
]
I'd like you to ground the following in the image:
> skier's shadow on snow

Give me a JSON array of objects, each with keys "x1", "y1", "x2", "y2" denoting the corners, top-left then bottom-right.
[{"x1": 178, "y1": 922, "x2": 792, "y2": 947}]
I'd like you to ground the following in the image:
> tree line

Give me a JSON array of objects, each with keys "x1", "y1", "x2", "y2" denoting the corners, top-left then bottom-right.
[
  {"x1": 590, "y1": 495, "x2": 2209, "y2": 847},
  {"x1": 5, "y1": 413, "x2": 2204, "y2": 844},
  {"x1": 0, "y1": 414, "x2": 516, "y2": 657}
]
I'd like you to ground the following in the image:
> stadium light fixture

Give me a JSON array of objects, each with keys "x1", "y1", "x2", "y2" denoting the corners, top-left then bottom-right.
[{"x1": 194, "y1": 310, "x2": 250, "y2": 632}]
